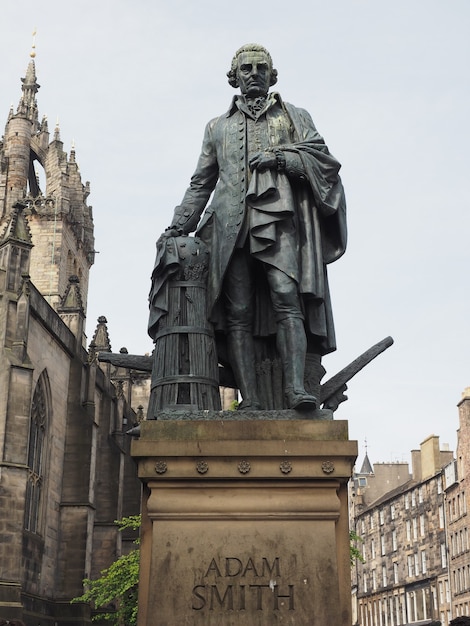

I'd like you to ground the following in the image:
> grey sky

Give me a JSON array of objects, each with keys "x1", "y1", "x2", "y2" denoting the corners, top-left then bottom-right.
[{"x1": 2, "y1": 0, "x2": 469, "y2": 466}]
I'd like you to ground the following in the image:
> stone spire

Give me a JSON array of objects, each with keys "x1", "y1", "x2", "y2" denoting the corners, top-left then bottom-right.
[
  {"x1": 17, "y1": 36, "x2": 40, "y2": 130},
  {"x1": 359, "y1": 452, "x2": 374, "y2": 475},
  {"x1": 91, "y1": 316, "x2": 112, "y2": 352},
  {"x1": 0, "y1": 201, "x2": 33, "y2": 293},
  {"x1": 0, "y1": 37, "x2": 95, "y2": 315},
  {"x1": 53, "y1": 119, "x2": 61, "y2": 143},
  {"x1": 21, "y1": 59, "x2": 40, "y2": 103},
  {"x1": 0, "y1": 200, "x2": 33, "y2": 245},
  {"x1": 59, "y1": 274, "x2": 84, "y2": 311},
  {"x1": 58, "y1": 275, "x2": 86, "y2": 347}
]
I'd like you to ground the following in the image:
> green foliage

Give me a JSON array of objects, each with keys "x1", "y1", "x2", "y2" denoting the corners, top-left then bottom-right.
[
  {"x1": 228, "y1": 399, "x2": 239, "y2": 411},
  {"x1": 72, "y1": 515, "x2": 141, "y2": 625},
  {"x1": 349, "y1": 529, "x2": 365, "y2": 566}
]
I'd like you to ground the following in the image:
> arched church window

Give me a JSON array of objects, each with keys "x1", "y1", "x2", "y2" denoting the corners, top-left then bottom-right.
[
  {"x1": 27, "y1": 152, "x2": 46, "y2": 198},
  {"x1": 24, "y1": 371, "x2": 50, "y2": 534},
  {"x1": 66, "y1": 250, "x2": 73, "y2": 277}
]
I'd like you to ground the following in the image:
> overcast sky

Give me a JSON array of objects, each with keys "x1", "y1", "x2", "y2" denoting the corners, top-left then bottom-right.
[{"x1": 1, "y1": 1, "x2": 469, "y2": 467}]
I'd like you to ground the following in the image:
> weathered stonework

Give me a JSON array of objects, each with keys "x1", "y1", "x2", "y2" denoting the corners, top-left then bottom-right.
[
  {"x1": 445, "y1": 389, "x2": 470, "y2": 619},
  {"x1": 132, "y1": 419, "x2": 357, "y2": 626},
  {"x1": 0, "y1": 56, "x2": 146, "y2": 625},
  {"x1": 351, "y1": 436, "x2": 454, "y2": 625}
]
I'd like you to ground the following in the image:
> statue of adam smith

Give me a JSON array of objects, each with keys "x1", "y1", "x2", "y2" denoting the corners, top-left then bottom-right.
[{"x1": 156, "y1": 43, "x2": 347, "y2": 411}]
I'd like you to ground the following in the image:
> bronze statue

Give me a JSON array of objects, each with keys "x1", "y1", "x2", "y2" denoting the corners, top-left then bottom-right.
[{"x1": 152, "y1": 44, "x2": 347, "y2": 412}]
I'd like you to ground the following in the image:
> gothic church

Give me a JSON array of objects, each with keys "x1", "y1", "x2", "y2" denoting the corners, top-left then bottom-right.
[{"x1": 0, "y1": 50, "x2": 146, "y2": 625}]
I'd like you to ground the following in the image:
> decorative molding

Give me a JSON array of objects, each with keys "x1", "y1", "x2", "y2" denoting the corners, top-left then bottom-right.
[
  {"x1": 321, "y1": 460, "x2": 335, "y2": 474},
  {"x1": 280, "y1": 460, "x2": 292, "y2": 474},
  {"x1": 155, "y1": 460, "x2": 168, "y2": 475},
  {"x1": 196, "y1": 460, "x2": 209, "y2": 474},
  {"x1": 238, "y1": 460, "x2": 251, "y2": 474}
]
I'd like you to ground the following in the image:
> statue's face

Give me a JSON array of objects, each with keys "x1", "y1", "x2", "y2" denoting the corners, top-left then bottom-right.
[{"x1": 236, "y1": 50, "x2": 271, "y2": 97}]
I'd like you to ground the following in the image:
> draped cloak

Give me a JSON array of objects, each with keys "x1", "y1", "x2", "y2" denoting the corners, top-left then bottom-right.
[{"x1": 149, "y1": 94, "x2": 347, "y2": 357}]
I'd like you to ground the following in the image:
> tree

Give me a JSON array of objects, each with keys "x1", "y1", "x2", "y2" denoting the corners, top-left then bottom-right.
[
  {"x1": 72, "y1": 515, "x2": 140, "y2": 625},
  {"x1": 349, "y1": 529, "x2": 365, "y2": 566}
]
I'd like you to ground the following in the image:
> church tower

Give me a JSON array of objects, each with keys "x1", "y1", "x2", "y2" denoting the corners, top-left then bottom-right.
[
  {"x1": 0, "y1": 42, "x2": 95, "y2": 315},
  {"x1": 0, "y1": 40, "x2": 144, "y2": 625}
]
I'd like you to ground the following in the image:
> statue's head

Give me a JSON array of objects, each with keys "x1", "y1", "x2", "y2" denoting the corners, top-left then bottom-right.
[{"x1": 227, "y1": 44, "x2": 278, "y2": 96}]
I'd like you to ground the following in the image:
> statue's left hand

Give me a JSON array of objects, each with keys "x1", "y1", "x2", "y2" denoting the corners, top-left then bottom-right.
[{"x1": 249, "y1": 151, "x2": 278, "y2": 172}]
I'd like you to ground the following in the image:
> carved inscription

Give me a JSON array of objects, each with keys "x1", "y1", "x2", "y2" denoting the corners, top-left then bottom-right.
[{"x1": 191, "y1": 557, "x2": 295, "y2": 612}]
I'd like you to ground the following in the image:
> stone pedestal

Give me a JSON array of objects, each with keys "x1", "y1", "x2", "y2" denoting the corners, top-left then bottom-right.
[{"x1": 132, "y1": 416, "x2": 357, "y2": 626}]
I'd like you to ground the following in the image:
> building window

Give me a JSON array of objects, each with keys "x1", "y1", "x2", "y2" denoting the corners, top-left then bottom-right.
[
  {"x1": 439, "y1": 505, "x2": 445, "y2": 529},
  {"x1": 363, "y1": 572, "x2": 367, "y2": 593},
  {"x1": 408, "y1": 555, "x2": 414, "y2": 577},
  {"x1": 407, "y1": 591, "x2": 416, "y2": 622},
  {"x1": 414, "y1": 552, "x2": 420, "y2": 576},
  {"x1": 372, "y1": 569, "x2": 377, "y2": 590},
  {"x1": 388, "y1": 596, "x2": 394, "y2": 625},
  {"x1": 405, "y1": 493, "x2": 409, "y2": 510},
  {"x1": 437, "y1": 475, "x2": 442, "y2": 494},
  {"x1": 418, "y1": 486, "x2": 423, "y2": 503},
  {"x1": 392, "y1": 529, "x2": 397, "y2": 551},
  {"x1": 390, "y1": 503, "x2": 395, "y2": 520},
  {"x1": 394, "y1": 596, "x2": 401, "y2": 624},
  {"x1": 421, "y1": 550, "x2": 427, "y2": 574},
  {"x1": 412, "y1": 517, "x2": 418, "y2": 540},
  {"x1": 393, "y1": 562, "x2": 399, "y2": 584},
  {"x1": 406, "y1": 520, "x2": 411, "y2": 541},
  {"x1": 382, "y1": 565, "x2": 387, "y2": 587},
  {"x1": 411, "y1": 490, "x2": 416, "y2": 507},
  {"x1": 358, "y1": 476, "x2": 367, "y2": 486},
  {"x1": 24, "y1": 372, "x2": 50, "y2": 534},
  {"x1": 379, "y1": 508, "x2": 384, "y2": 525},
  {"x1": 419, "y1": 514, "x2": 425, "y2": 537},
  {"x1": 441, "y1": 543, "x2": 447, "y2": 569},
  {"x1": 381, "y1": 534, "x2": 386, "y2": 556},
  {"x1": 431, "y1": 584, "x2": 437, "y2": 611},
  {"x1": 371, "y1": 539, "x2": 376, "y2": 559}
]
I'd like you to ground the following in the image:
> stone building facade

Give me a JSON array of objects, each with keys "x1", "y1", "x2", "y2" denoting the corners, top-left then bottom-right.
[
  {"x1": 0, "y1": 53, "x2": 147, "y2": 625},
  {"x1": 444, "y1": 388, "x2": 470, "y2": 620},
  {"x1": 351, "y1": 436, "x2": 454, "y2": 625}
]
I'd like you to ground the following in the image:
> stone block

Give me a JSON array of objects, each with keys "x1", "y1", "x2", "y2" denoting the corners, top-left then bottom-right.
[{"x1": 132, "y1": 418, "x2": 357, "y2": 625}]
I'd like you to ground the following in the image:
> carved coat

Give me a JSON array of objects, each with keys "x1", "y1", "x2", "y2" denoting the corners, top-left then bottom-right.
[{"x1": 159, "y1": 93, "x2": 347, "y2": 355}]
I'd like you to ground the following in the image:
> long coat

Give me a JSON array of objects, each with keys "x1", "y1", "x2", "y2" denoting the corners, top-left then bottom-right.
[{"x1": 151, "y1": 94, "x2": 347, "y2": 356}]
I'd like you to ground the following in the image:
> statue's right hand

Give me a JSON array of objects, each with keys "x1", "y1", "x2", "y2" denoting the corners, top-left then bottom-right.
[{"x1": 157, "y1": 227, "x2": 181, "y2": 248}]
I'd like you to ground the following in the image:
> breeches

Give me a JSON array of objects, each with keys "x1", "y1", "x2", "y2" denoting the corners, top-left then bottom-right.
[{"x1": 223, "y1": 248, "x2": 303, "y2": 332}]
